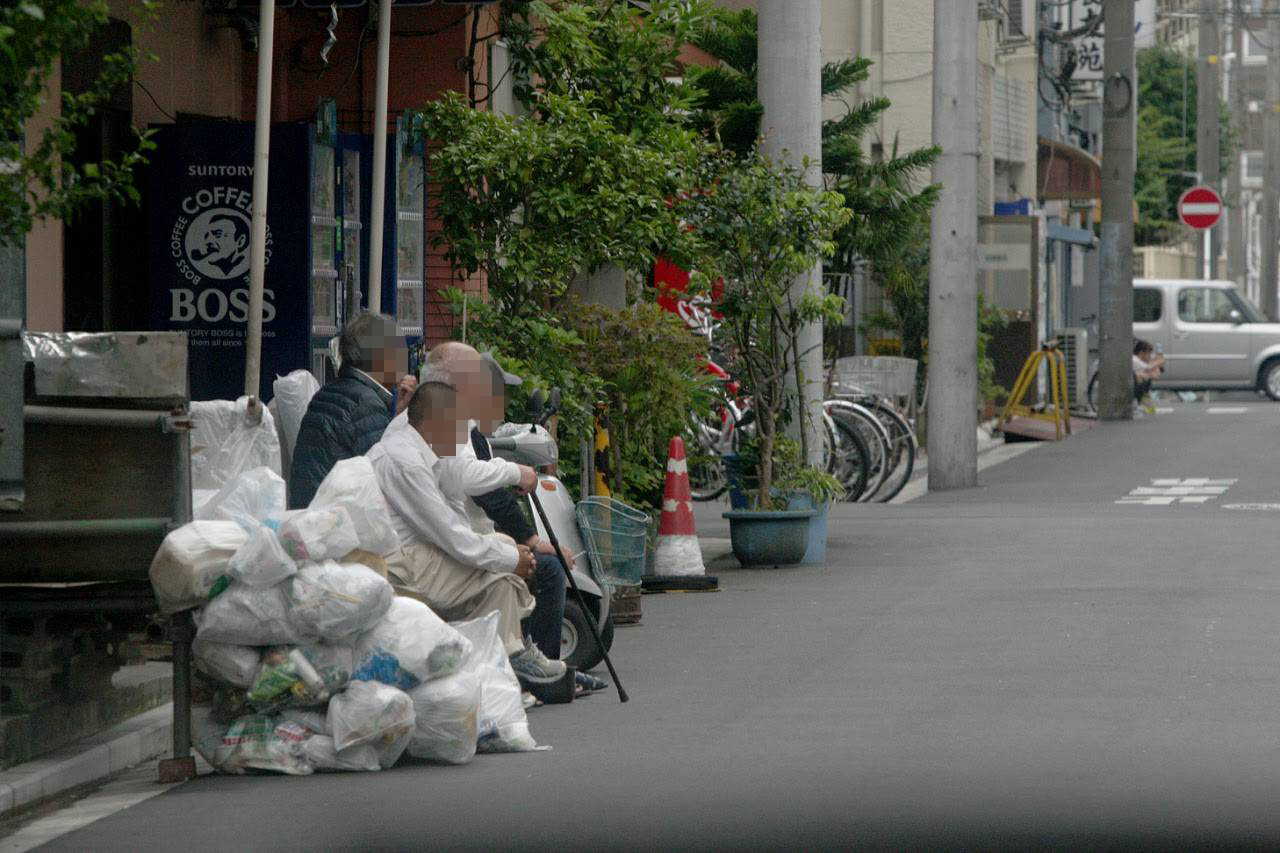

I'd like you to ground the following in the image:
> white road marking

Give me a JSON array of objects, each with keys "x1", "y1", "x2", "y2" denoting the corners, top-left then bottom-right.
[
  {"x1": 1207, "y1": 406, "x2": 1248, "y2": 414},
  {"x1": 1155, "y1": 407, "x2": 1175, "y2": 414},
  {"x1": 1222, "y1": 503, "x2": 1280, "y2": 511},
  {"x1": 1116, "y1": 478, "x2": 1238, "y2": 506}
]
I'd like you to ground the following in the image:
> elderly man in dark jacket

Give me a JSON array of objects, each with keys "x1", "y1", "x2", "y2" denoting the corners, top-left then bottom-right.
[{"x1": 287, "y1": 313, "x2": 416, "y2": 508}]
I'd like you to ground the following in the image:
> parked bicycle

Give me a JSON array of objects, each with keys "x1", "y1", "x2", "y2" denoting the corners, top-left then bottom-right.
[
  {"x1": 825, "y1": 356, "x2": 919, "y2": 503},
  {"x1": 671, "y1": 295, "x2": 873, "y2": 502}
]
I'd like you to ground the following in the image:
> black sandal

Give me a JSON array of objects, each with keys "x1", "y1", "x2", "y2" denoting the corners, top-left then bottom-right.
[{"x1": 574, "y1": 671, "x2": 609, "y2": 696}]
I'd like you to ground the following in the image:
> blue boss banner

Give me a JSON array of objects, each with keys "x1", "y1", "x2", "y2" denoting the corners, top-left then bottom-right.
[{"x1": 148, "y1": 122, "x2": 312, "y2": 401}]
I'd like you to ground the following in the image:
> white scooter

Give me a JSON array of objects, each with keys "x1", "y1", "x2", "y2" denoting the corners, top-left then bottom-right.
[{"x1": 486, "y1": 389, "x2": 615, "y2": 672}]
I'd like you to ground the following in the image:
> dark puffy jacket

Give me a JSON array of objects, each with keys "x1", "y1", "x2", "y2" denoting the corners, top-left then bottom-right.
[{"x1": 287, "y1": 366, "x2": 393, "y2": 508}]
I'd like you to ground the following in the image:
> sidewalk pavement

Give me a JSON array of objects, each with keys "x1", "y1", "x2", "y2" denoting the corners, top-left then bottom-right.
[
  {"x1": 0, "y1": 423, "x2": 1023, "y2": 828},
  {"x1": 890, "y1": 421, "x2": 1019, "y2": 503},
  {"x1": 0, "y1": 704, "x2": 172, "y2": 820}
]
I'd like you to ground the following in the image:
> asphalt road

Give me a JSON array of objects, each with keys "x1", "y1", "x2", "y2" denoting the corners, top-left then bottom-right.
[{"x1": 31, "y1": 401, "x2": 1280, "y2": 850}]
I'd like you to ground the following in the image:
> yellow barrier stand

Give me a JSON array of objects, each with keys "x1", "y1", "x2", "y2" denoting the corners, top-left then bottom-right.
[
  {"x1": 593, "y1": 403, "x2": 612, "y2": 497},
  {"x1": 997, "y1": 341, "x2": 1072, "y2": 441}
]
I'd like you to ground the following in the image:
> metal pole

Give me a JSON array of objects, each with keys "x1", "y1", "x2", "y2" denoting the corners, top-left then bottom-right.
[
  {"x1": 1098, "y1": 0, "x2": 1138, "y2": 420},
  {"x1": 1264, "y1": 0, "x2": 1280, "y2": 319},
  {"x1": 925, "y1": 0, "x2": 978, "y2": 489},
  {"x1": 243, "y1": 0, "x2": 276, "y2": 399},
  {"x1": 757, "y1": 0, "x2": 824, "y2": 468},
  {"x1": 1197, "y1": 2, "x2": 1221, "y2": 279},
  {"x1": 1229, "y1": 0, "x2": 1248, "y2": 289},
  {"x1": 367, "y1": 0, "x2": 393, "y2": 315}
]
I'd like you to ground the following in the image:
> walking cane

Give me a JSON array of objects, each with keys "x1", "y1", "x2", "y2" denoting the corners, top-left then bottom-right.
[{"x1": 528, "y1": 490, "x2": 629, "y2": 703}]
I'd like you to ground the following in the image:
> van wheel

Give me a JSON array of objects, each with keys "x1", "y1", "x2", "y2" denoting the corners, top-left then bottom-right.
[{"x1": 1261, "y1": 359, "x2": 1280, "y2": 401}]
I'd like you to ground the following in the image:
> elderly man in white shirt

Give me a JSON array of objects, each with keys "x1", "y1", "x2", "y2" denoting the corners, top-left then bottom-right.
[{"x1": 368, "y1": 380, "x2": 567, "y2": 683}]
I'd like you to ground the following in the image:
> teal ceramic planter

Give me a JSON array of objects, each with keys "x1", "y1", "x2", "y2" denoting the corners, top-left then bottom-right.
[
  {"x1": 785, "y1": 494, "x2": 829, "y2": 565},
  {"x1": 722, "y1": 508, "x2": 816, "y2": 567}
]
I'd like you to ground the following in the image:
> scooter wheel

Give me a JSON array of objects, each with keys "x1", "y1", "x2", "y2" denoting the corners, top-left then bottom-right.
[{"x1": 561, "y1": 598, "x2": 614, "y2": 672}]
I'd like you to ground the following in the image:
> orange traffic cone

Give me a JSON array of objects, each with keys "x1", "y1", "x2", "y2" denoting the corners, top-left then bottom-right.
[{"x1": 654, "y1": 436, "x2": 706, "y2": 577}]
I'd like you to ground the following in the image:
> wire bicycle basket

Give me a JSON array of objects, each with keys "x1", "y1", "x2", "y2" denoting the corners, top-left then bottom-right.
[
  {"x1": 575, "y1": 497, "x2": 652, "y2": 587},
  {"x1": 831, "y1": 356, "x2": 918, "y2": 400}
]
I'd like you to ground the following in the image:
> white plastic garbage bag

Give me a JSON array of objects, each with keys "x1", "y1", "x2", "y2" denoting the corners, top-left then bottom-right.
[
  {"x1": 309, "y1": 457, "x2": 401, "y2": 556},
  {"x1": 327, "y1": 680, "x2": 415, "y2": 769},
  {"x1": 246, "y1": 644, "x2": 354, "y2": 707},
  {"x1": 407, "y1": 667, "x2": 482, "y2": 765},
  {"x1": 286, "y1": 562, "x2": 393, "y2": 642},
  {"x1": 195, "y1": 467, "x2": 286, "y2": 529},
  {"x1": 279, "y1": 708, "x2": 330, "y2": 735},
  {"x1": 149, "y1": 521, "x2": 246, "y2": 614},
  {"x1": 192, "y1": 489, "x2": 219, "y2": 519},
  {"x1": 194, "y1": 581, "x2": 302, "y2": 646},
  {"x1": 227, "y1": 524, "x2": 297, "y2": 588},
  {"x1": 453, "y1": 611, "x2": 539, "y2": 753},
  {"x1": 353, "y1": 597, "x2": 472, "y2": 689},
  {"x1": 302, "y1": 734, "x2": 381, "y2": 773},
  {"x1": 273, "y1": 370, "x2": 320, "y2": 467},
  {"x1": 268, "y1": 507, "x2": 360, "y2": 563},
  {"x1": 210, "y1": 715, "x2": 313, "y2": 775},
  {"x1": 192, "y1": 636, "x2": 261, "y2": 689},
  {"x1": 190, "y1": 397, "x2": 283, "y2": 490},
  {"x1": 191, "y1": 704, "x2": 229, "y2": 768}
]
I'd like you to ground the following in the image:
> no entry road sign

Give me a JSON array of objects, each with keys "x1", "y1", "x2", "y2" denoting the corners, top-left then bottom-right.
[{"x1": 1178, "y1": 185, "x2": 1223, "y2": 230}]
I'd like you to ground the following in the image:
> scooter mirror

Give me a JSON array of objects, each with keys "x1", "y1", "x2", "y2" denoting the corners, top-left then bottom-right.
[{"x1": 528, "y1": 388, "x2": 545, "y2": 422}]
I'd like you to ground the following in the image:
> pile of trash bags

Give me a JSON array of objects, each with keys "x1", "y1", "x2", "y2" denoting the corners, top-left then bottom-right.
[{"x1": 151, "y1": 458, "x2": 542, "y2": 776}]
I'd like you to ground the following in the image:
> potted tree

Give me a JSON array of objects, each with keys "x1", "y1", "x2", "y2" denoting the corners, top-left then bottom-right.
[{"x1": 683, "y1": 151, "x2": 849, "y2": 567}]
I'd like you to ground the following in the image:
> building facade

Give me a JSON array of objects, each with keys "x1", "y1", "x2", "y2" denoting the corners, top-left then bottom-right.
[{"x1": 17, "y1": 2, "x2": 501, "y2": 371}]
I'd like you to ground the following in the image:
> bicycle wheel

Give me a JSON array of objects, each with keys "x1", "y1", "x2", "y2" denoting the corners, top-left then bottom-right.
[
  {"x1": 823, "y1": 410, "x2": 871, "y2": 502},
  {"x1": 864, "y1": 399, "x2": 917, "y2": 502},
  {"x1": 826, "y1": 401, "x2": 891, "y2": 502},
  {"x1": 687, "y1": 407, "x2": 736, "y2": 501}
]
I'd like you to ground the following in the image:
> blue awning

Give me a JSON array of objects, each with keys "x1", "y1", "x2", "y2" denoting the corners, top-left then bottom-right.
[{"x1": 1047, "y1": 222, "x2": 1095, "y2": 248}]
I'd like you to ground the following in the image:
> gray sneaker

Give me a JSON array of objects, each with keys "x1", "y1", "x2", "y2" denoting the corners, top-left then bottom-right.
[{"x1": 509, "y1": 639, "x2": 567, "y2": 684}]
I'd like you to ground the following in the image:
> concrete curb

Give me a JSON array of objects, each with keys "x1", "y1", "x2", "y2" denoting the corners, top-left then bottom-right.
[
  {"x1": 893, "y1": 431, "x2": 1038, "y2": 504},
  {"x1": 0, "y1": 704, "x2": 172, "y2": 819}
]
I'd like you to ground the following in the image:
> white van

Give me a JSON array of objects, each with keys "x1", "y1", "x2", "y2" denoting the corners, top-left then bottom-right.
[{"x1": 1128, "y1": 278, "x2": 1280, "y2": 400}]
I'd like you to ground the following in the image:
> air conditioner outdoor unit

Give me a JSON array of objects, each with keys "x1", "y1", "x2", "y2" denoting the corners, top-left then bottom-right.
[{"x1": 1055, "y1": 327, "x2": 1089, "y2": 411}]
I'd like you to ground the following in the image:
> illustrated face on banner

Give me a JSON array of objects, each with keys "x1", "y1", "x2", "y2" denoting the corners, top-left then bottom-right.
[
  {"x1": 172, "y1": 185, "x2": 270, "y2": 286},
  {"x1": 188, "y1": 209, "x2": 251, "y2": 280}
]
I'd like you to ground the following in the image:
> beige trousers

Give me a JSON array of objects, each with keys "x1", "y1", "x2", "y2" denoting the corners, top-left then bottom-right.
[{"x1": 386, "y1": 537, "x2": 534, "y2": 655}]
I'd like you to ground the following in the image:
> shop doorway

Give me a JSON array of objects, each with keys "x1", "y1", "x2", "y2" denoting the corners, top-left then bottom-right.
[{"x1": 61, "y1": 18, "x2": 144, "y2": 332}]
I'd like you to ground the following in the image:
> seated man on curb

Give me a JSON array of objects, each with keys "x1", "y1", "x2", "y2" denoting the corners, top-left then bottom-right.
[
  {"x1": 1133, "y1": 339, "x2": 1166, "y2": 414},
  {"x1": 367, "y1": 381, "x2": 567, "y2": 684},
  {"x1": 288, "y1": 313, "x2": 417, "y2": 508},
  {"x1": 419, "y1": 344, "x2": 604, "y2": 684}
]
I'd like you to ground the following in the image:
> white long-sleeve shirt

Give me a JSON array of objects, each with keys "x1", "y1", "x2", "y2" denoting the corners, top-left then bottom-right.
[
  {"x1": 386, "y1": 411, "x2": 517, "y2": 534},
  {"x1": 367, "y1": 423, "x2": 519, "y2": 573}
]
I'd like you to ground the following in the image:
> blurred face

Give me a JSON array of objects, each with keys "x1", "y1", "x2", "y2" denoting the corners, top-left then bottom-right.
[
  {"x1": 414, "y1": 391, "x2": 468, "y2": 454},
  {"x1": 358, "y1": 330, "x2": 407, "y2": 386},
  {"x1": 450, "y1": 354, "x2": 493, "y2": 424},
  {"x1": 478, "y1": 380, "x2": 506, "y2": 436}
]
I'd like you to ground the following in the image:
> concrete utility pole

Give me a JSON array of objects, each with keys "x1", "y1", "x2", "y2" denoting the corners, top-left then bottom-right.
[
  {"x1": 1197, "y1": 2, "x2": 1221, "y2": 279},
  {"x1": 1264, "y1": 0, "x2": 1280, "y2": 318},
  {"x1": 1229, "y1": 0, "x2": 1247, "y2": 289},
  {"x1": 925, "y1": 1, "x2": 978, "y2": 490},
  {"x1": 758, "y1": 0, "x2": 824, "y2": 467},
  {"x1": 243, "y1": 0, "x2": 276, "y2": 398},
  {"x1": 1097, "y1": 0, "x2": 1137, "y2": 420}
]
